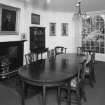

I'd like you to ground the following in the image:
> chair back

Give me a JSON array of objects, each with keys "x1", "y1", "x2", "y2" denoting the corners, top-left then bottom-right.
[
  {"x1": 77, "y1": 47, "x2": 85, "y2": 55},
  {"x1": 83, "y1": 57, "x2": 94, "y2": 78},
  {"x1": 25, "y1": 53, "x2": 36, "y2": 64},
  {"x1": 86, "y1": 52, "x2": 95, "y2": 69},
  {"x1": 48, "y1": 49, "x2": 55, "y2": 61},
  {"x1": 91, "y1": 52, "x2": 95, "y2": 64},
  {"x1": 79, "y1": 60, "x2": 87, "y2": 81},
  {"x1": 54, "y1": 46, "x2": 67, "y2": 56}
]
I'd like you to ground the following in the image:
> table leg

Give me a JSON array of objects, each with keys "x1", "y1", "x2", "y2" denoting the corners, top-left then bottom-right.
[
  {"x1": 46, "y1": 51, "x2": 48, "y2": 59},
  {"x1": 41, "y1": 52, "x2": 43, "y2": 59},
  {"x1": 21, "y1": 81, "x2": 25, "y2": 105},
  {"x1": 57, "y1": 86, "x2": 61, "y2": 105},
  {"x1": 67, "y1": 81, "x2": 71, "y2": 105},
  {"x1": 36, "y1": 53, "x2": 38, "y2": 60},
  {"x1": 42, "y1": 86, "x2": 46, "y2": 105}
]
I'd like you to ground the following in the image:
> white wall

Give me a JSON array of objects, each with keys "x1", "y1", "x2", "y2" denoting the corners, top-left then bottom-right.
[
  {"x1": 1, "y1": 0, "x2": 105, "y2": 62},
  {"x1": 0, "y1": 0, "x2": 30, "y2": 64},
  {"x1": 24, "y1": 5, "x2": 77, "y2": 53},
  {"x1": 0, "y1": 0, "x2": 25, "y2": 41},
  {"x1": 0, "y1": 0, "x2": 41, "y2": 56},
  {"x1": 23, "y1": 4, "x2": 44, "y2": 54},
  {"x1": 41, "y1": 11, "x2": 75, "y2": 53},
  {"x1": 0, "y1": 1, "x2": 80, "y2": 61}
]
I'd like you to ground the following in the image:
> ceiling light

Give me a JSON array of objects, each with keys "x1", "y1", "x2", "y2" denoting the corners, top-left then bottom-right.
[{"x1": 47, "y1": 0, "x2": 51, "y2": 4}]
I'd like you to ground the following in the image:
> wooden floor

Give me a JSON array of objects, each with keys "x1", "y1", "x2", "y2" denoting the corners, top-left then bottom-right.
[{"x1": 0, "y1": 61, "x2": 105, "y2": 105}]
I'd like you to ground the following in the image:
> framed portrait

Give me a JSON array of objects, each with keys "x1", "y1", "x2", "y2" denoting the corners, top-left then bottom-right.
[
  {"x1": 0, "y1": 4, "x2": 19, "y2": 35},
  {"x1": 31, "y1": 13, "x2": 40, "y2": 24},
  {"x1": 49, "y1": 23, "x2": 56, "y2": 36},
  {"x1": 61, "y1": 23, "x2": 68, "y2": 36}
]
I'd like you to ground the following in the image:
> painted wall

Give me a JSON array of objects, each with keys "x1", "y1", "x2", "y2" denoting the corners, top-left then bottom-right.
[
  {"x1": 41, "y1": 11, "x2": 75, "y2": 53},
  {"x1": 0, "y1": 1, "x2": 80, "y2": 62},
  {"x1": 0, "y1": 0, "x2": 30, "y2": 64},
  {"x1": 0, "y1": 0, "x2": 25, "y2": 41},
  {"x1": 24, "y1": 4, "x2": 77, "y2": 53}
]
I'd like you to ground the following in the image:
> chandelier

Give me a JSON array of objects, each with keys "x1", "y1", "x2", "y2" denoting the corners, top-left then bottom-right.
[{"x1": 75, "y1": 0, "x2": 87, "y2": 18}]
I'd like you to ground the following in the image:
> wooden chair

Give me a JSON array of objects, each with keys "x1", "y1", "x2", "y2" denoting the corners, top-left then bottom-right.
[
  {"x1": 84, "y1": 58, "x2": 96, "y2": 87},
  {"x1": 80, "y1": 52, "x2": 96, "y2": 88},
  {"x1": 25, "y1": 52, "x2": 36, "y2": 64},
  {"x1": 77, "y1": 47, "x2": 85, "y2": 55},
  {"x1": 48, "y1": 49, "x2": 55, "y2": 61},
  {"x1": 24, "y1": 52, "x2": 37, "y2": 97},
  {"x1": 91, "y1": 52, "x2": 96, "y2": 82},
  {"x1": 54, "y1": 46, "x2": 67, "y2": 56},
  {"x1": 90, "y1": 52, "x2": 95, "y2": 64},
  {"x1": 57, "y1": 61, "x2": 86, "y2": 105}
]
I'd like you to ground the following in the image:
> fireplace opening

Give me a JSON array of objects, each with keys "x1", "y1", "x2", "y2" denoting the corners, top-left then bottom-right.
[{"x1": 0, "y1": 41, "x2": 24, "y2": 79}]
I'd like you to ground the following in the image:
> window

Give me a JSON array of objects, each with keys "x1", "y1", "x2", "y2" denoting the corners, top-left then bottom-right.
[{"x1": 82, "y1": 15, "x2": 105, "y2": 53}]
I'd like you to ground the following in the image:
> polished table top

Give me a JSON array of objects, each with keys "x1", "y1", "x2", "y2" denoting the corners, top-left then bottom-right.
[
  {"x1": 18, "y1": 53, "x2": 85, "y2": 86},
  {"x1": 18, "y1": 53, "x2": 85, "y2": 105}
]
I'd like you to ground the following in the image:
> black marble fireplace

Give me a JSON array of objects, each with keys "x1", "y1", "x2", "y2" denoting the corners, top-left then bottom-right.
[{"x1": 0, "y1": 40, "x2": 25, "y2": 79}]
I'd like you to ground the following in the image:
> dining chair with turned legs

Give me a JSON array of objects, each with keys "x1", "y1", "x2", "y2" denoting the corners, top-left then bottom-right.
[
  {"x1": 54, "y1": 46, "x2": 67, "y2": 56},
  {"x1": 57, "y1": 80, "x2": 71, "y2": 105},
  {"x1": 25, "y1": 52, "x2": 36, "y2": 64},
  {"x1": 91, "y1": 52, "x2": 96, "y2": 82},
  {"x1": 83, "y1": 52, "x2": 96, "y2": 87},
  {"x1": 23, "y1": 52, "x2": 37, "y2": 97},
  {"x1": 57, "y1": 62, "x2": 87, "y2": 105},
  {"x1": 77, "y1": 47, "x2": 86, "y2": 55},
  {"x1": 48, "y1": 49, "x2": 55, "y2": 61},
  {"x1": 84, "y1": 61, "x2": 96, "y2": 87},
  {"x1": 14, "y1": 53, "x2": 36, "y2": 87}
]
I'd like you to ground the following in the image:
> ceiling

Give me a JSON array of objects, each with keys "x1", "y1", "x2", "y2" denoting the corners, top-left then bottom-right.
[{"x1": 20, "y1": 0, "x2": 105, "y2": 13}]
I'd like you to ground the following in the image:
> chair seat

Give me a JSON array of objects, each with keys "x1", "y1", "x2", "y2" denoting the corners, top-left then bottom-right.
[
  {"x1": 56, "y1": 49, "x2": 62, "y2": 53},
  {"x1": 48, "y1": 49, "x2": 55, "y2": 60},
  {"x1": 57, "y1": 62, "x2": 86, "y2": 105},
  {"x1": 59, "y1": 77, "x2": 80, "y2": 92},
  {"x1": 70, "y1": 77, "x2": 78, "y2": 88},
  {"x1": 84, "y1": 67, "x2": 90, "y2": 74}
]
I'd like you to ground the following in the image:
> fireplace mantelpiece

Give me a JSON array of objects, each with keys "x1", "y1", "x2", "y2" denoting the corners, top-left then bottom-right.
[{"x1": 0, "y1": 40, "x2": 26, "y2": 79}]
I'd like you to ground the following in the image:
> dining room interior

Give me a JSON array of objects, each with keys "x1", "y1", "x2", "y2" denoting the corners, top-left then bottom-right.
[{"x1": 0, "y1": 0, "x2": 105, "y2": 105}]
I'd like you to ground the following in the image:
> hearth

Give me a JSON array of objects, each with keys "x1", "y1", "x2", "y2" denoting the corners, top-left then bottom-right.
[{"x1": 0, "y1": 40, "x2": 25, "y2": 79}]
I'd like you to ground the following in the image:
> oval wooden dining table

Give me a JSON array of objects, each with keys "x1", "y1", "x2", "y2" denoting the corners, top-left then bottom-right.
[{"x1": 18, "y1": 53, "x2": 85, "y2": 105}]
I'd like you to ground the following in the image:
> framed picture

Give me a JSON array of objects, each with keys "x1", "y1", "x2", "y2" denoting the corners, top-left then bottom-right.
[
  {"x1": 61, "y1": 23, "x2": 68, "y2": 36},
  {"x1": 0, "y1": 4, "x2": 19, "y2": 35},
  {"x1": 49, "y1": 23, "x2": 56, "y2": 36},
  {"x1": 31, "y1": 13, "x2": 40, "y2": 24}
]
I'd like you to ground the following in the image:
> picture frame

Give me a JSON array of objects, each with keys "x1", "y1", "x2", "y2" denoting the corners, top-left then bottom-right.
[
  {"x1": 31, "y1": 13, "x2": 40, "y2": 25},
  {"x1": 0, "y1": 4, "x2": 19, "y2": 35},
  {"x1": 49, "y1": 23, "x2": 56, "y2": 36},
  {"x1": 61, "y1": 23, "x2": 68, "y2": 36}
]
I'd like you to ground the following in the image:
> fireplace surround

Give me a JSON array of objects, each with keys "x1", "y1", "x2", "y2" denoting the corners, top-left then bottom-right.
[{"x1": 0, "y1": 40, "x2": 25, "y2": 79}]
